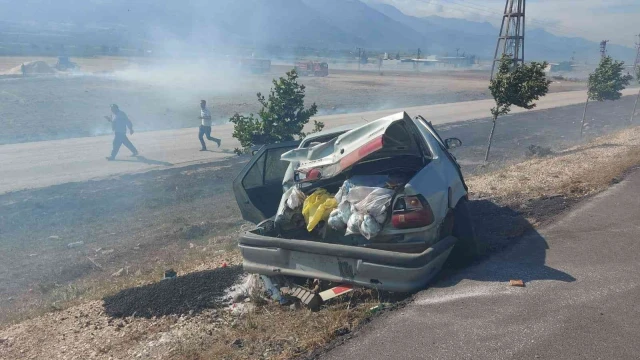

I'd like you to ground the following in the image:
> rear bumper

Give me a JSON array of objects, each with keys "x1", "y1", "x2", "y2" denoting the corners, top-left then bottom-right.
[{"x1": 239, "y1": 233, "x2": 456, "y2": 292}]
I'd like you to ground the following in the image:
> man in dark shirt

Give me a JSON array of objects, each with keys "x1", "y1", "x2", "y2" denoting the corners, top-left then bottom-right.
[{"x1": 105, "y1": 104, "x2": 138, "y2": 160}]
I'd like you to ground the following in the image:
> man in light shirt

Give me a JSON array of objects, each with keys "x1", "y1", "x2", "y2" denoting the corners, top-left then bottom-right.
[
  {"x1": 198, "y1": 100, "x2": 221, "y2": 151},
  {"x1": 105, "y1": 104, "x2": 138, "y2": 161}
]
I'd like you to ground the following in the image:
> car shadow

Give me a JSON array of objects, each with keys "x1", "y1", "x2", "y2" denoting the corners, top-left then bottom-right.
[
  {"x1": 112, "y1": 156, "x2": 173, "y2": 166},
  {"x1": 103, "y1": 266, "x2": 243, "y2": 318},
  {"x1": 437, "y1": 199, "x2": 576, "y2": 287}
]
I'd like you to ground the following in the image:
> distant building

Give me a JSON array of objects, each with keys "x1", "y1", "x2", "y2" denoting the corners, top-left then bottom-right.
[{"x1": 399, "y1": 55, "x2": 476, "y2": 68}]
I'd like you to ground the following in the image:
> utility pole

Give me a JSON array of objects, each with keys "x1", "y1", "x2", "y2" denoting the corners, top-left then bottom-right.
[
  {"x1": 630, "y1": 34, "x2": 640, "y2": 123},
  {"x1": 490, "y1": 0, "x2": 525, "y2": 79},
  {"x1": 356, "y1": 47, "x2": 363, "y2": 71},
  {"x1": 456, "y1": 48, "x2": 460, "y2": 57},
  {"x1": 417, "y1": 48, "x2": 421, "y2": 60},
  {"x1": 633, "y1": 34, "x2": 640, "y2": 72},
  {"x1": 599, "y1": 40, "x2": 609, "y2": 59}
]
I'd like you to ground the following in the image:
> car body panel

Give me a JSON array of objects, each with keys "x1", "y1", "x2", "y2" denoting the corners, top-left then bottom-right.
[
  {"x1": 281, "y1": 112, "x2": 424, "y2": 182},
  {"x1": 232, "y1": 141, "x2": 300, "y2": 224},
  {"x1": 239, "y1": 232, "x2": 457, "y2": 292}
]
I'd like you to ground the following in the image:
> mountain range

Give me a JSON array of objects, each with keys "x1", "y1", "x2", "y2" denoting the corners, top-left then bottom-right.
[{"x1": 0, "y1": 0, "x2": 635, "y2": 63}]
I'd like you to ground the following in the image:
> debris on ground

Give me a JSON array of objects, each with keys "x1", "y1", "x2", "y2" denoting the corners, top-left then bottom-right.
[
  {"x1": 509, "y1": 279, "x2": 525, "y2": 287},
  {"x1": 103, "y1": 265, "x2": 243, "y2": 318},
  {"x1": 320, "y1": 284, "x2": 354, "y2": 301},
  {"x1": 163, "y1": 269, "x2": 177, "y2": 280},
  {"x1": 66, "y1": 241, "x2": 84, "y2": 248},
  {"x1": 111, "y1": 268, "x2": 125, "y2": 277},
  {"x1": 282, "y1": 285, "x2": 322, "y2": 311},
  {"x1": 226, "y1": 274, "x2": 261, "y2": 303},
  {"x1": 369, "y1": 304, "x2": 386, "y2": 314},
  {"x1": 526, "y1": 144, "x2": 554, "y2": 157}
]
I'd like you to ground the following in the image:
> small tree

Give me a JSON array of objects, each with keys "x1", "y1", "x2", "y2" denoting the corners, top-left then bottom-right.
[
  {"x1": 230, "y1": 69, "x2": 322, "y2": 154},
  {"x1": 485, "y1": 56, "x2": 550, "y2": 161},
  {"x1": 580, "y1": 56, "x2": 632, "y2": 136},
  {"x1": 631, "y1": 65, "x2": 640, "y2": 123}
]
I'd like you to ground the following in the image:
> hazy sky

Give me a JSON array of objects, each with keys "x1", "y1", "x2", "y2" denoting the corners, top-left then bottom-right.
[{"x1": 374, "y1": 0, "x2": 640, "y2": 47}]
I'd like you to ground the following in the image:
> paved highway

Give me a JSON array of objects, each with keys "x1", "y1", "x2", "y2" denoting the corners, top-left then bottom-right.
[
  {"x1": 322, "y1": 170, "x2": 640, "y2": 360},
  {"x1": 1, "y1": 88, "x2": 636, "y2": 194}
]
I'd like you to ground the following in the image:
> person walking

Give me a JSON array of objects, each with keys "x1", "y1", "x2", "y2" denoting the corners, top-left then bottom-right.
[
  {"x1": 105, "y1": 104, "x2": 138, "y2": 160},
  {"x1": 198, "y1": 100, "x2": 221, "y2": 151}
]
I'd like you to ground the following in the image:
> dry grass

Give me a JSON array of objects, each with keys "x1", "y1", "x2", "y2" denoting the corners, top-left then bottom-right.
[
  {"x1": 0, "y1": 234, "x2": 242, "y2": 328},
  {"x1": 193, "y1": 298, "x2": 375, "y2": 360},
  {"x1": 0, "y1": 56, "x2": 149, "y2": 73},
  {"x1": 467, "y1": 126, "x2": 640, "y2": 206}
]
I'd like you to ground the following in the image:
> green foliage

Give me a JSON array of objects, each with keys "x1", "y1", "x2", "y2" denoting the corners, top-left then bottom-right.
[
  {"x1": 485, "y1": 55, "x2": 550, "y2": 161},
  {"x1": 587, "y1": 56, "x2": 632, "y2": 101},
  {"x1": 635, "y1": 64, "x2": 640, "y2": 84},
  {"x1": 489, "y1": 55, "x2": 551, "y2": 120},
  {"x1": 230, "y1": 69, "x2": 320, "y2": 154}
]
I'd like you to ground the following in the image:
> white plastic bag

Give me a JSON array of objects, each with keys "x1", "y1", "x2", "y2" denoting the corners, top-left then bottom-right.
[
  {"x1": 373, "y1": 211, "x2": 387, "y2": 224},
  {"x1": 360, "y1": 214, "x2": 382, "y2": 240},
  {"x1": 345, "y1": 186, "x2": 377, "y2": 204},
  {"x1": 346, "y1": 212, "x2": 364, "y2": 236},
  {"x1": 354, "y1": 187, "x2": 394, "y2": 219},
  {"x1": 334, "y1": 180, "x2": 351, "y2": 203},
  {"x1": 286, "y1": 187, "x2": 306, "y2": 209},
  {"x1": 328, "y1": 209, "x2": 346, "y2": 229},
  {"x1": 338, "y1": 200, "x2": 352, "y2": 224}
]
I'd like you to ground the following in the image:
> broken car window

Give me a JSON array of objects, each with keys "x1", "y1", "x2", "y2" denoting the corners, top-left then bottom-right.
[
  {"x1": 242, "y1": 151, "x2": 266, "y2": 189},
  {"x1": 265, "y1": 147, "x2": 294, "y2": 183}
]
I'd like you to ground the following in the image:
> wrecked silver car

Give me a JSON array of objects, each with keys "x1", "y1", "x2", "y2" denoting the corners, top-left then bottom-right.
[{"x1": 233, "y1": 112, "x2": 477, "y2": 292}]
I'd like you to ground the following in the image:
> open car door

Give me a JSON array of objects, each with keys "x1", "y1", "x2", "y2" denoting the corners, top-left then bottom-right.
[{"x1": 233, "y1": 141, "x2": 300, "y2": 224}]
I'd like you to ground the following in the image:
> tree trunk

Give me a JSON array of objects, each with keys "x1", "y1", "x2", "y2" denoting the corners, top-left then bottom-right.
[
  {"x1": 484, "y1": 115, "x2": 498, "y2": 162},
  {"x1": 580, "y1": 97, "x2": 589, "y2": 138},
  {"x1": 631, "y1": 89, "x2": 640, "y2": 123}
]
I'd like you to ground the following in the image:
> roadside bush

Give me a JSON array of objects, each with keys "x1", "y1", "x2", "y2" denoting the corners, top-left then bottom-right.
[
  {"x1": 485, "y1": 55, "x2": 550, "y2": 161},
  {"x1": 230, "y1": 69, "x2": 323, "y2": 154},
  {"x1": 580, "y1": 56, "x2": 633, "y2": 136}
]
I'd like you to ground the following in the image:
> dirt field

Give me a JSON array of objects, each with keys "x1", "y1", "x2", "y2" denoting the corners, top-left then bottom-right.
[{"x1": 0, "y1": 56, "x2": 586, "y2": 145}]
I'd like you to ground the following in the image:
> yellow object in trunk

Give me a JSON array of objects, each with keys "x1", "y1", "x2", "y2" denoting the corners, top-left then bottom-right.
[{"x1": 302, "y1": 189, "x2": 338, "y2": 232}]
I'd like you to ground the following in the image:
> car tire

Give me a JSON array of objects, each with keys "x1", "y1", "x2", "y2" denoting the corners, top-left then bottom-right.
[{"x1": 447, "y1": 198, "x2": 478, "y2": 267}]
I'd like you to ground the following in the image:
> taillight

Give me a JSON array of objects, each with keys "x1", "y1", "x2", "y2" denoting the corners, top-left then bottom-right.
[{"x1": 392, "y1": 195, "x2": 434, "y2": 229}]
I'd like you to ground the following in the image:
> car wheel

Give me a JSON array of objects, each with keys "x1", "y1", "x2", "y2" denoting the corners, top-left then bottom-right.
[{"x1": 447, "y1": 198, "x2": 478, "y2": 267}]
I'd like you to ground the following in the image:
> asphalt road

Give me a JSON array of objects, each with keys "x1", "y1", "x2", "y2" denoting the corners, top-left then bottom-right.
[
  {"x1": 322, "y1": 170, "x2": 640, "y2": 360},
  {"x1": 0, "y1": 88, "x2": 637, "y2": 194}
]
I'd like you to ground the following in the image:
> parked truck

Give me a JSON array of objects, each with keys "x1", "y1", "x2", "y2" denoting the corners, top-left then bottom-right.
[{"x1": 294, "y1": 61, "x2": 329, "y2": 77}]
